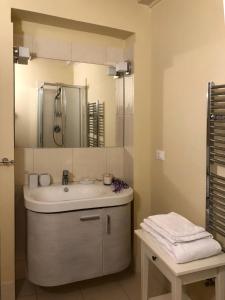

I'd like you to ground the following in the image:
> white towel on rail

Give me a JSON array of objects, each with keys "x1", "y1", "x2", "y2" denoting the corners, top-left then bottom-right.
[
  {"x1": 140, "y1": 222, "x2": 222, "y2": 264},
  {"x1": 145, "y1": 212, "x2": 212, "y2": 244}
]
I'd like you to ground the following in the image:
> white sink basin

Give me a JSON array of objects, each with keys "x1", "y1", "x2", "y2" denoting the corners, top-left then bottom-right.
[{"x1": 24, "y1": 181, "x2": 133, "y2": 213}]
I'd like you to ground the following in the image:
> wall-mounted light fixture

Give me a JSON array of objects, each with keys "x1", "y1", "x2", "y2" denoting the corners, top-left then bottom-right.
[
  {"x1": 115, "y1": 61, "x2": 131, "y2": 75},
  {"x1": 107, "y1": 61, "x2": 132, "y2": 79},
  {"x1": 13, "y1": 47, "x2": 30, "y2": 65}
]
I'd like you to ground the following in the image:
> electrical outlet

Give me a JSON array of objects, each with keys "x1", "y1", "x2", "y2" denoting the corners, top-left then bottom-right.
[{"x1": 156, "y1": 150, "x2": 165, "y2": 161}]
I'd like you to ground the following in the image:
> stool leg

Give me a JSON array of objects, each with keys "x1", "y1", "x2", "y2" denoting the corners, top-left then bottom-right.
[
  {"x1": 141, "y1": 243, "x2": 149, "y2": 300},
  {"x1": 171, "y1": 277, "x2": 183, "y2": 300},
  {"x1": 215, "y1": 267, "x2": 225, "y2": 300}
]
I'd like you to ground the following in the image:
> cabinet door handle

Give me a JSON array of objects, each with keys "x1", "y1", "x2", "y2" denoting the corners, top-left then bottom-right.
[
  {"x1": 80, "y1": 215, "x2": 100, "y2": 221},
  {"x1": 106, "y1": 215, "x2": 111, "y2": 234}
]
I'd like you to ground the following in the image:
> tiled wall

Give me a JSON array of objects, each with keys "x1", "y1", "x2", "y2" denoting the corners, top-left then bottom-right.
[
  {"x1": 124, "y1": 75, "x2": 134, "y2": 186},
  {"x1": 14, "y1": 33, "x2": 126, "y2": 67},
  {"x1": 15, "y1": 147, "x2": 124, "y2": 185}
]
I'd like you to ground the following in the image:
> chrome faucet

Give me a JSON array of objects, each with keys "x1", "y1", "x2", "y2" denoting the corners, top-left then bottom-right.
[{"x1": 62, "y1": 170, "x2": 69, "y2": 185}]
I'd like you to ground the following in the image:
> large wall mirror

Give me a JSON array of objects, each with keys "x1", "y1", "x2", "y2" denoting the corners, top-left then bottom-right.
[{"x1": 14, "y1": 58, "x2": 124, "y2": 148}]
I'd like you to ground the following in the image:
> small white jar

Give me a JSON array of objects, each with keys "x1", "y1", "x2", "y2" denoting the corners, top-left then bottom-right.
[
  {"x1": 28, "y1": 173, "x2": 38, "y2": 189},
  {"x1": 103, "y1": 173, "x2": 113, "y2": 185},
  {"x1": 39, "y1": 173, "x2": 51, "y2": 187}
]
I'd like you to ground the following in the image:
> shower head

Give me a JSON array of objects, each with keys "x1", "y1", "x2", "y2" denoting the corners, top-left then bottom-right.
[{"x1": 55, "y1": 87, "x2": 61, "y2": 99}]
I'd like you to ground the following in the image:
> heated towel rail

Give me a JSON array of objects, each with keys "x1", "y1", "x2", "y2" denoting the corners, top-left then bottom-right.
[
  {"x1": 88, "y1": 101, "x2": 105, "y2": 147},
  {"x1": 207, "y1": 82, "x2": 225, "y2": 248}
]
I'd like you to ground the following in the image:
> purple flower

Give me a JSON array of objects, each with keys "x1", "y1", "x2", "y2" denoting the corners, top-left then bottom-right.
[{"x1": 112, "y1": 178, "x2": 129, "y2": 193}]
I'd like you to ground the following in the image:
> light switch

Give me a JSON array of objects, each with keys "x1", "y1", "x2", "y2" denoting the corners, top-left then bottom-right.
[{"x1": 156, "y1": 150, "x2": 165, "y2": 161}]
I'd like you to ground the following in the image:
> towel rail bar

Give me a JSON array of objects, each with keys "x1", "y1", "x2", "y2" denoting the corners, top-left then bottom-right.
[
  {"x1": 210, "y1": 152, "x2": 225, "y2": 159},
  {"x1": 211, "y1": 173, "x2": 225, "y2": 180},
  {"x1": 211, "y1": 84, "x2": 225, "y2": 89},
  {"x1": 210, "y1": 192, "x2": 225, "y2": 202},
  {"x1": 211, "y1": 92, "x2": 225, "y2": 96},
  {"x1": 210, "y1": 139, "x2": 225, "y2": 144},
  {"x1": 209, "y1": 205, "x2": 225, "y2": 216},
  {"x1": 209, "y1": 200, "x2": 225, "y2": 210},
  {"x1": 210, "y1": 158, "x2": 225, "y2": 166},
  {"x1": 208, "y1": 225, "x2": 225, "y2": 238},
  {"x1": 210, "y1": 132, "x2": 225, "y2": 138},
  {"x1": 210, "y1": 145, "x2": 225, "y2": 152},
  {"x1": 211, "y1": 97, "x2": 225, "y2": 102},
  {"x1": 208, "y1": 217, "x2": 225, "y2": 232},
  {"x1": 211, "y1": 186, "x2": 225, "y2": 195},
  {"x1": 210, "y1": 181, "x2": 225, "y2": 189}
]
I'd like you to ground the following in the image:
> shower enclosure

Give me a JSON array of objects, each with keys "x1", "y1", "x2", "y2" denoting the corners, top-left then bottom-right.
[{"x1": 37, "y1": 83, "x2": 87, "y2": 148}]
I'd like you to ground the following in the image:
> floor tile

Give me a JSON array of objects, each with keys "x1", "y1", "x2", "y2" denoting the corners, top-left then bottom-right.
[
  {"x1": 81, "y1": 280, "x2": 129, "y2": 300},
  {"x1": 186, "y1": 281, "x2": 215, "y2": 300},
  {"x1": 16, "y1": 279, "x2": 36, "y2": 298},
  {"x1": 35, "y1": 282, "x2": 82, "y2": 294},
  {"x1": 118, "y1": 272, "x2": 141, "y2": 300},
  {"x1": 17, "y1": 296, "x2": 36, "y2": 300},
  {"x1": 36, "y1": 286, "x2": 83, "y2": 300}
]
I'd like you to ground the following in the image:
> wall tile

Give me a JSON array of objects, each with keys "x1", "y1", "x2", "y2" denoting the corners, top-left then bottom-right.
[
  {"x1": 125, "y1": 75, "x2": 134, "y2": 115},
  {"x1": 72, "y1": 43, "x2": 107, "y2": 65},
  {"x1": 106, "y1": 47, "x2": 124, "y2": 66},
  {"x1": 33, "y1": 148, "x2": 73, "y2": 183},
  {"x1": 106, "y1": 147, "x2": 124, "y2": 179},
  {"x1": 116, "y1": 78, "x2": 124, "y2": 115},
  {"x1": 15, "y1": 148, "x2": 34, "y2": 185},
  {"x1": 14, "y1": 34, "x2": 33, "y2": 53},
  {"x1": 73, "y1": 148, "x2": 107, "y2": 180},
  {"x1": 33, "y1": 37, "x2": 72, "y2": 61},
  {"x1": 123, "y1": 45, "x2": 134, "y2": 64},
  {"x1": 115, "y1": 115, "x2": 124, "y2": 147},
  {"x1": 124, "y1": 148, "x2": 133, "y2": 186},
  {"x1": 124, "y1": 115, "x2": 133, "y2": 148}
]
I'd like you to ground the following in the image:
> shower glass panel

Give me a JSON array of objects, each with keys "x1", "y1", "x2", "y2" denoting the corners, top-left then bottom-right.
[{"x1": 38, "y1": 83, "x2": 87, "y2": 148}]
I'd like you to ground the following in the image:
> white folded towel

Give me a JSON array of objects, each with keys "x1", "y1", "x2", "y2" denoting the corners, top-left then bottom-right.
[
  {"x1": 144, "y1": 218, "x2": 212, "y2": 245},
  {"x1": 141, "y1": 222, "x2": 222, "y2": 264},
  {"x1": 146, "y1": 212, "x2": 212, "y2": 243}
]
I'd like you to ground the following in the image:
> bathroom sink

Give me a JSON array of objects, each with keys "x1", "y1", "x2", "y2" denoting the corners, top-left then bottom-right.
[{"x1": 24, "y1": 181, "x2": 133, "y2": 213}]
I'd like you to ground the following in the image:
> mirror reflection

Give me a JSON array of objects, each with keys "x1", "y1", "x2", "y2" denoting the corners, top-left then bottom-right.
[{"x1": 15, "y1": 59, "x2": 124, "y2": 148}]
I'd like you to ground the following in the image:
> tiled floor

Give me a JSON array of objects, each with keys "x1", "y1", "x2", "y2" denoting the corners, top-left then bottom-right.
[
  {"x1": 15, "y1": 270, "x2": 217, "y2": 300},
  {"x1": 16, "y1": 271, "x2": 141, "y2": 300}
]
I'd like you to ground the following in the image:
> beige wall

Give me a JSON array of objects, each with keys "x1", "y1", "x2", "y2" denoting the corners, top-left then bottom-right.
[
  {"x1": 1, "y1": 1, "x2": 151, "y2": 298},
  {"x1": 150, "y1": 0, "x2": 225, "y2": 227},
  {"x1": 15, "y1": 58, "x2": 74, "y2": 147}
]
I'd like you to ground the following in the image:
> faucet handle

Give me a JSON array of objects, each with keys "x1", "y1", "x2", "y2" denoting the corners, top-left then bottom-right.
[{"x1": 63, "y1": 170, "x2": 69, "y2": 176}]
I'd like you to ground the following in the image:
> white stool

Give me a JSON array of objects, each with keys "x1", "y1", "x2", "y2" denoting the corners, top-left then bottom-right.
[{"x1": 135, "y1": 229, "x2": 225, "y2": 300}]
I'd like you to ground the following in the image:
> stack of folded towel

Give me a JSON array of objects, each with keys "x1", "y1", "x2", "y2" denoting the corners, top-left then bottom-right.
[{"x1": 140, "y1": 212, "x2": 222, "y2": 264}]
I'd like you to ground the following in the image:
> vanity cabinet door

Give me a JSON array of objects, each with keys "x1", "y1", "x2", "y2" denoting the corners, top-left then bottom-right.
[
  {"x1": 102, "y1": 203, "x2": 131, "y2": 275},
  {"x1": 27, "y1": 208, "x2": 103, "y2": 286}
]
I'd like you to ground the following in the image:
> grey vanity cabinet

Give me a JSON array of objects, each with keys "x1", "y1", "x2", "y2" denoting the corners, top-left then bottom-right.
[
  {"x1": 27, "y1": 208, "x2": 104, "y2": 286},
  {"x1": 102, "y1": 204, "x2": 131, "y2": 275},
  {"x1": 27, "y1": 203, "x2": 131, "y2": 286}
]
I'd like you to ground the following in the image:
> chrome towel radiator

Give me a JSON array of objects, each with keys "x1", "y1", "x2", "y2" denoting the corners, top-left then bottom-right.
[
  {"x1": 88, "y1": 101, "x2": 105, "y2": 147},
  {"x1": 207, "y1": 82, "x2": 225, "y2": 247}
]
